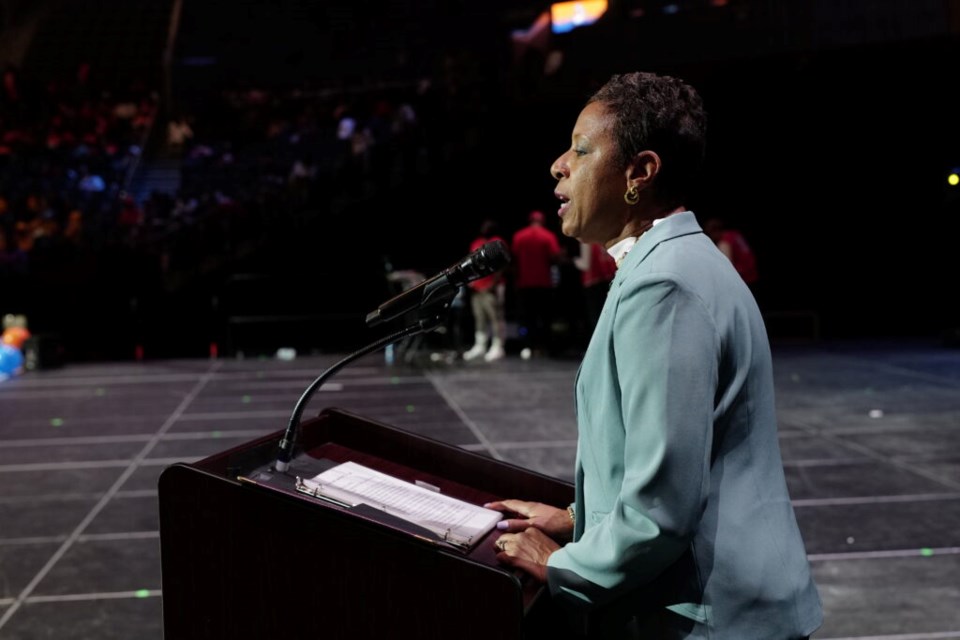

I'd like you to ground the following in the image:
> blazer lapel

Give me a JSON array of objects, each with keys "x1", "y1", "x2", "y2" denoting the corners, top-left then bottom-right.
[{"x1": 614, "y1": 211, "x2": 704, "y2": 280}]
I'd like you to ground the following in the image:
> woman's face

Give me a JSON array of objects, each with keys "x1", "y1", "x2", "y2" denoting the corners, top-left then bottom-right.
[{"x1": 550, "y1": 101, "x2": 629, "y2": 246}]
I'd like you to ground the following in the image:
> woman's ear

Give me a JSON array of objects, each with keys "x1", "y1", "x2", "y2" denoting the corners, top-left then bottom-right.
[{"x1": 626, "y1": 150, "x2": 661, "y2": 191}]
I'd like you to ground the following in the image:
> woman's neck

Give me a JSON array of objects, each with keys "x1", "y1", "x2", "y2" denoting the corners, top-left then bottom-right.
[{"x1": 605, "y1": 206, "x2": 686, "y2": 249}]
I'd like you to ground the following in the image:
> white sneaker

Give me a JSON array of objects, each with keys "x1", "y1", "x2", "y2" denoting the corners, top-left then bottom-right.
[
  {"x1": 462, "y1": 343, "x2": 486, "y2": 361},
  {"x1": 520, "y1": 348, "x2": 532, "y2": 360},
  {"x1": 484, "y1": 343, "x2": 505, "y2": 362}
]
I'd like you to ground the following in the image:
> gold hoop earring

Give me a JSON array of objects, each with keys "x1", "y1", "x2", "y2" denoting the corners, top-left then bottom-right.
[{"x1": 624, "y1": 185, "x2": 640, "y2": 205}]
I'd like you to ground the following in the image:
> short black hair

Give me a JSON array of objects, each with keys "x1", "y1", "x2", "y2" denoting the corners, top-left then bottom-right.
[{"x1": 588, "y1": 71, "x2": 707, "y2": 208}]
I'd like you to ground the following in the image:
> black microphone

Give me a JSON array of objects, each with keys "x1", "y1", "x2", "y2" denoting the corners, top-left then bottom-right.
[{"x1": 366, "y1": 239, "x2": 510, "y2": 327}]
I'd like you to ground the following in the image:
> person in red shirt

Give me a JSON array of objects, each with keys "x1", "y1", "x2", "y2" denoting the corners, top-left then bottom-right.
[
  {"x1": 462, "y1": 219, "x2": 508, "y2": 362},
  {"x1": 511, "y1": 210, "x2": 561, "y2": 359},
  {"x1": 574, "y1": 241, "x2": 617, "y2": 334},
  {"x1": 703, "y1": 217, "x2": 759, "y2": 290}
]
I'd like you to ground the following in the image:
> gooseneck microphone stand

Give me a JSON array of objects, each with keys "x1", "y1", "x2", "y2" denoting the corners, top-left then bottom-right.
[
  {"x1": 273, "y1": 313, "x2": 446, "y2": 473},
  {"x1": 273, "y1": 239, "x2": 510, "y2": 473}
]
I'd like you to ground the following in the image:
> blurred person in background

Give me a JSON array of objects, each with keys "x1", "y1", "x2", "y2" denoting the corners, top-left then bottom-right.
[
  {"x1": 511, "y1": 210, "x2": 561, "y2": 359},
  {"x1": 703, "y1": 216, "x2": 758, "y2": 293},
  {"x1": 573, "y1": 240, "x2": 617, "y2": 335},
  {"x1": 462, "y1": 219, "x2": 508, "y2": 362}
]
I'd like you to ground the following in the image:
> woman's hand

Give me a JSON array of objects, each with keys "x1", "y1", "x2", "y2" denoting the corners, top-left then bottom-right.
[
  {"x1": 492, "y1": 527, "x2": 560, "y2": 583},
  {"x1": 484, "y1": 499, "x2": 573, "y2": 541},
  {"x1": 484, "y1": 500, "x2": 573, "y2": 581}
]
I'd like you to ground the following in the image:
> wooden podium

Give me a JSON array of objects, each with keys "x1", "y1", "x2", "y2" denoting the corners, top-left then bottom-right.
[{"x1": 158, "y1": 407, "x2": 575, "y2": 639}]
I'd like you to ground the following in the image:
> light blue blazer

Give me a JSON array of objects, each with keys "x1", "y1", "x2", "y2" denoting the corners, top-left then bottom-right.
[{"x1": 546, "y1": 212, "x2": 822, "y2": 639}]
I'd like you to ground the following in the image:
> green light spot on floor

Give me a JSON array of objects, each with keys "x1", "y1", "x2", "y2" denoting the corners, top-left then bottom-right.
[
  {"x1": 50, "y1": 418, "x2": 64, "y2": 427},
  {"x1": 257, "y1": 372, "x2": 264, "y2": 378},
  {"x1": 391, "y1": 377, "x2": 400, "y2": 384},
  {"x1": 134, "y1": 589, "x2": 151, "y2": 598},
  {"x1": 406, "y1": 405, "x2": 415, "y2": 413},
  {"x1": 920, "y1": 548, "x2": 934, "y2": 557},
  {"x1": 242, "y1": 395, "x2": 252, "y2": 403},
  {"x1": 212, "y1": 430, "x2": 222, "y2": 438},
  {"x1": 95, "y1": 388, "x2": 106, "y2": 396}
]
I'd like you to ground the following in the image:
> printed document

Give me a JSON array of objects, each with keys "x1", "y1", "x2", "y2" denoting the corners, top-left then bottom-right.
[{"x1": 297, "y1": 461, "x2": 502, "y2": 548}]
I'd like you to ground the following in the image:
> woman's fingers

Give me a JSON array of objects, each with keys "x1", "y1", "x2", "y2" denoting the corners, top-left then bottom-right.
[
  {"x1": 493, "y1": 528, "x2": 558, "y2": 583},
  {"x1": 495, "y1": 518, "x2": 533, "y2": 532},
  {"x1": 484, "y1": 498, "x2": 537, "y2": 516}
]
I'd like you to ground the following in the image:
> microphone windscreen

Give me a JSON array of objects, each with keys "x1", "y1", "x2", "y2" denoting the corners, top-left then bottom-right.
[{"x1": 477, "y1": 239, "x2": 511, "y2": 271}]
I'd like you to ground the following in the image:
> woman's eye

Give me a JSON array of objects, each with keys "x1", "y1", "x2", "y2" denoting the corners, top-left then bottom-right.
[{"x1": 574, "y1": 148, "x2": 587, "y2": 156}]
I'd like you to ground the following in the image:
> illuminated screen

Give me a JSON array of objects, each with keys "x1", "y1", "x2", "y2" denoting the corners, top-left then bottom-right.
[{"x1": 550, "y1": 0, "x2": 608, "y2": 33}]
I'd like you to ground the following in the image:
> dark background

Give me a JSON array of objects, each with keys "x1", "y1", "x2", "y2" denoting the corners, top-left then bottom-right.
[{"x1": 4, "y1": 0, "x2": 960, "y2": 360}]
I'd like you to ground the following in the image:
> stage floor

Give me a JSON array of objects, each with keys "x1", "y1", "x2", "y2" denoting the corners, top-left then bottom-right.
[{"x1": 1, "y1": 338, "x2": 959, "y2": 638}]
